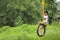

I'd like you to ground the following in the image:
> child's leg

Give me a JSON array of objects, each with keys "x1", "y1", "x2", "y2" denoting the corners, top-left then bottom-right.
[{"x1": 43, "y1": 25, "x2": 46, "y2": 35}]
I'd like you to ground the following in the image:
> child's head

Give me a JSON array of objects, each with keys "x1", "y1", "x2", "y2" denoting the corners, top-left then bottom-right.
[{"x1": 44, "y1": 11, "x2": 48, "y2": 16}]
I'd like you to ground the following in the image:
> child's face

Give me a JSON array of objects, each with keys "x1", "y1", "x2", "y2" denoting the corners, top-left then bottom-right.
[{"x1": 44, "y1": 13, "x2": 48, "y2": 16}]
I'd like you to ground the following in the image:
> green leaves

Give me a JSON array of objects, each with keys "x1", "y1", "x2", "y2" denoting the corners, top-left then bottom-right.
[{"x1": 0, "y1": 0, "x2": 57, "y2": 26}]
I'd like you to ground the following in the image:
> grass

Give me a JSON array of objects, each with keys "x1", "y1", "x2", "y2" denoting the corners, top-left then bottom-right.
[{"x1": 0, "y1": 23, "x2": 60, "y2": 40}]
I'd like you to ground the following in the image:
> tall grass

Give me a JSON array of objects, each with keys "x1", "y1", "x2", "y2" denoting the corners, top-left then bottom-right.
[{"x1": 0, "y1": 24, "x2": 60, "y2": 40}]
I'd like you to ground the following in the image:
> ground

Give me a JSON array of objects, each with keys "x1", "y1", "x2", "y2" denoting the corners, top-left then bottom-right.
[{"x1": 0, "y1": 22, "x2": 60, "y2": 40}]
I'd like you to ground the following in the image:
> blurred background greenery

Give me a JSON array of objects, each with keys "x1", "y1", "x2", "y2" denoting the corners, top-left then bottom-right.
[
  {"x1": 0, "y1": 0, "x2": 60, "y2": 27},
  {"x1": 0, "y1": 0, "x2": 60, "y2": 40}
]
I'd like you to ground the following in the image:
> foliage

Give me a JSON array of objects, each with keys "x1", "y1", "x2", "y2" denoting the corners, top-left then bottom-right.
[
  {"x1": 0, "y1": 24, "x2": 60, "y2": 40},
  {"x1": 0, "y1": 0, "x2": 57, "y2": 26}
]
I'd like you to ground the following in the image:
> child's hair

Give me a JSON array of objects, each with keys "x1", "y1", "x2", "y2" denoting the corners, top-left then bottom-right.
[{"x1": 44, "y1": 11, "x2": 48, "y2": 14}]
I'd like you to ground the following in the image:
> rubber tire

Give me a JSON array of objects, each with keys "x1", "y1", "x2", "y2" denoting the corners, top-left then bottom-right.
[{"x1": 37, "y1": 23, "x2": 46, "y2": 37}]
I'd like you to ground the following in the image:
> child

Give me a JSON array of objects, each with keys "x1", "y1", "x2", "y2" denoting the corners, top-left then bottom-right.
[
  {"x1": 39, "y1": 11, "x2": 48, "y2": 36},
  {"x1": 40, "y1": 11, "x2": 48, "y2": 25}
]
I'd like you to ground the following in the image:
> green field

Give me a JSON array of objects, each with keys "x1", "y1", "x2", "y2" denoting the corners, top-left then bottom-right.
[{"x1": 0, "y1": 23, "x2": 60, "y2": 40}]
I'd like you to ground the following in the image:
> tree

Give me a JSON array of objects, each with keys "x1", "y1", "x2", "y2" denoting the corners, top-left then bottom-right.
[{"x1": 0, "y1": 0, "x2": 57, "y2": 27}]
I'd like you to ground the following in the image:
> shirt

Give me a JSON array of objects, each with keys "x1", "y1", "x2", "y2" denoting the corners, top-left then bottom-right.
[{"x1": 44, "y1": 15, "x2": 48, "y2": 23}]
